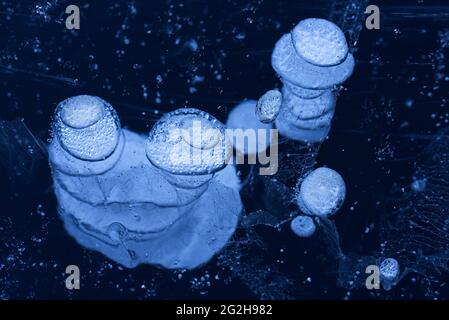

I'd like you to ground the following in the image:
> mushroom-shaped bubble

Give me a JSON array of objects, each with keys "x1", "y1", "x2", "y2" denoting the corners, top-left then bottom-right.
[
  {"x1": 297, "y1": 167, "x2": 346, "y2": 217},
  {"x1": 271, "y1": 34, "x2": 355, "y2": 90},
  {"x1": 226, "y1": 100, "x2": 273, "y2": 155},
  {"x1": 53, "y1": 95, "x2": 121, "y2": 161},
  {"x1": 379, "y1": 258, "x2": 400, "y2": 291},
  {"x1": 146, "y1": 108, "x2": 231, "y2": 175},
  {"x1": 256, "y1": 89, "x2": 282, "y2": 123},
  {"x1": 291, "y1": 215, "x2": 316, "y2": 238},
  {"x1": 291, "y1": 18, "x2": 348, "y2": 67}
]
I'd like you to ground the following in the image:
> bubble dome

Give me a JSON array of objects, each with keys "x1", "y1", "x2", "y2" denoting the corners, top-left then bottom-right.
[
  {"x1": 53, "y1": 95, "x2": 121, "y2": 161},
  {"x1": 146, "y1": 108, "x2": 231, "y2": 175}
]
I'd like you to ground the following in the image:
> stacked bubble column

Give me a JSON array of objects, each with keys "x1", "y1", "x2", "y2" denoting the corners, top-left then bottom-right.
[{"x1": 272, "y1": 19, "x2": 355, "y2": 143}]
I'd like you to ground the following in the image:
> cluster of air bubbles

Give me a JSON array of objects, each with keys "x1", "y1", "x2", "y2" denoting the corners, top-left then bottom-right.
[
  {"x1": 146, "y1": 108, "x2": 231, "y2": 175},
  {"x1": 290, "y1": 215, "x2": 316, "y2": 238},
  {"x1": 271, "y1": 18, "x2": 354, "y2": 143},
  {"x1": 53, "y1": 95, "x2": 121, "y2": 161},
  {"x1": 296, "y1": 167, "x2": 346, "y2": 217},
  {"x1": 379, "y1": 258, "x2": 400, "y2": 291},
  {"x1": 49, "y1": 99, "x2": 242, "y2": 269},
  {"x1": 256, "y1": 89, "x2": 282, "y2": 123}
]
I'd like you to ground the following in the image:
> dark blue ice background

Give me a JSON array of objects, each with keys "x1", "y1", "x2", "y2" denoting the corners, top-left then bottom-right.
[{"x1": 1, "y1": 0, "x2": 449, "y2": 299}]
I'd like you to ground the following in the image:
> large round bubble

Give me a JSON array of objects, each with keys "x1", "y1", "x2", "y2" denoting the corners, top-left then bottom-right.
[{"x1": 297, "y1": 167, "x2": 346, "y2": 217}]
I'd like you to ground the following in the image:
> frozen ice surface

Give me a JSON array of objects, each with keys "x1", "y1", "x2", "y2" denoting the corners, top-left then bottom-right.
[
  {"x1": 56, "y1": 171, "x2": 242, "y2": 269},
  {"x1": 272, "y1": 34, "x2": 355, "y2": 90},
  {"x1": 54, "y1": 95, "x2": 121, "y2": 161},
  {"x1": 49, "y1": 102, "x2": 243, "y2": 269},
  {"x1": 145, "y1": 108, "x2": 231, "y2": 175},
  {"x1": 226, "y1": 100, "x2": 273, "y2": 155},
  {"x1": 380, "y1": 258, "x2": 400, "y2": 291},
  {"x1": 297, "y1": 167, "x2": 346, "y2": 217},
  {"x1": 291, "y1": 18, "x2": 348, "y2": 67},
  {"x1": 256, "y1": 89, "x2": 282, "y2": 123},
  {"x1": 290, "y1": 215, "x2": 316, "y2": 238}
]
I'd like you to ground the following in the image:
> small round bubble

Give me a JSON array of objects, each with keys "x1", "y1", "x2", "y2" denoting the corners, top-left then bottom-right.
[
  {"x1": 380, "y1": 258, "x2": 400, "y2": 282},
  {"x1": 290, "y1": 215, "x2": 316, "y2": 238},
  {"x1": 146, "y1": 108, "x2": 230, "y2": 175},
  {"x1": 256, "y1": 89, "x2": 282, "y2": 123}
]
